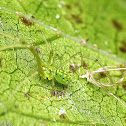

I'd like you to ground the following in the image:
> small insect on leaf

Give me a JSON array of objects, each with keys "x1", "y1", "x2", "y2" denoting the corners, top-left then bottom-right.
[
  {"x1": 20, "y1": 15, "x2": 35, "y2": 26},
  {"x1": 59, "y1": 113, "x2": 68, "y2": 120},
  {"x1": 59, "y1": 108, "x2": 68, "y2": 120},
  {"x1": 36, "y1": 48, "x2": 41, "y2": 54},
  {"x1": 50, "y1": 90, "x2": 64, "y2": 97},
  {"x1": 31, "y1": 15, "x2": 35, "y2": 18}
]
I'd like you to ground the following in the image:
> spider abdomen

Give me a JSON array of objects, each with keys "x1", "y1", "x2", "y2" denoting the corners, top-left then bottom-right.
[{"x1": 55, "y1": 70, "x2": 71, "y2": 85}]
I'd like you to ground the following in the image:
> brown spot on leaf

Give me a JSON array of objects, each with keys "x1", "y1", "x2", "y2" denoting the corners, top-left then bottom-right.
[
  {"x1": 122, "y1": 40, "x2": 126, "y2": 46},
  {"x1": 14, "y1": 105, "x2": 18, "y2": 109},
  {"x1": 71, "y1": 14, "x2": 83, "y2": 24},
  {"x1": 31, "y1": 15, "x2": 35, "y2": 18},
  {"x1": 112, "y1": 19, "x2": 123, "y2": 31},
  {"x1": 81, "y1": 60, "x2": 88, "y2": 68},
  {"x1": 98, "y1": 72, "x2": 107, "y2": 78},
  {"x1": 74, "y1": 2, "x2": 83, "y2": 12},
  {"x1": 95, "y1": 72, "x2": 107, "y2": 80},
  {"x1": 66, "y1": 5, "x2": 72, "y2": 10},
  {"x1": 119, "y1": 40, "x2": 126, "y2": 53},
  {"x1": 123, "y1": 84, "x2": 126, "y2": 90},
  {"x1": 119, "y1": 47, "x2": 126, "y2": 53}
]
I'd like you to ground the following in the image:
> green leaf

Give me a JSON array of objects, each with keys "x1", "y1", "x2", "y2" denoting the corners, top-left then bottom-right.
[{"x1": 0, "y1": 0, "x2": 126, "y2": 126}]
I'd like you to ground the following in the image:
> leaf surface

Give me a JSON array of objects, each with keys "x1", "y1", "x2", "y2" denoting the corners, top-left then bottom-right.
[{"x1": 0, "y1": 0, "x2": 126, "y2": 126}]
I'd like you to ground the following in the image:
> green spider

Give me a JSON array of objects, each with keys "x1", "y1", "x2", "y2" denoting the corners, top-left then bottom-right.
[
  {"x1": 0, "y1": 32, "x2": 126, "y2": 108},
  {"x1": 0, "y1": 32, "x2": 72, "y2": 90}
]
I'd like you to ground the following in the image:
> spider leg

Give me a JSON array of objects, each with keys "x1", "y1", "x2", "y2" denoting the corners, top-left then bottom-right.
[
  {"x1": 0, "y1": 32, "x2": 46, "y2": 76},
  {"x1": 80, "y1": 68, "x2": 126, "y2": 108},
  {"x1": 35, "y1": 30, "x2": 53, "y2": 65}
]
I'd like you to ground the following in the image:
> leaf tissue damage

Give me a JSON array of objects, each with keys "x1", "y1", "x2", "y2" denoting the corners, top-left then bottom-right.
[
  {"x1": 112, "y1": 19, "x2": 123, "y2": 31},
  {"x1": 120, "y1": 41, "x2": 126, "y2": 53},
  {"x1": 65, "y1": 1, "x2": 83, "y2": 24}
]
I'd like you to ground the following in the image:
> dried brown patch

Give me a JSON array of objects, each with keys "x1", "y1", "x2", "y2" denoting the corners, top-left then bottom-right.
[
  {"x1": 123, "y1": 84, "x2": 126, "y2": 90},
  {"x1": 81, "y1": 60, "x2": 88, "y2": 68},
  {"x1": 112, "y1": 19, "x2": 123, "y2": 31},
  {"x1": 71, "y1": 14, "x2": 83, "y2": 24},
  {"x1": 74, "y1": 2, "x2": 83, "y2": 12},
  {"x1": 119, "y1": 40, "x2": 126, "y2": 53},
  {"x1": 66, "y1": 5, "x2": 72, "y2": 10},
  {"x1": 119, "y1": 47, "x2": 126, "y2": 53}
]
